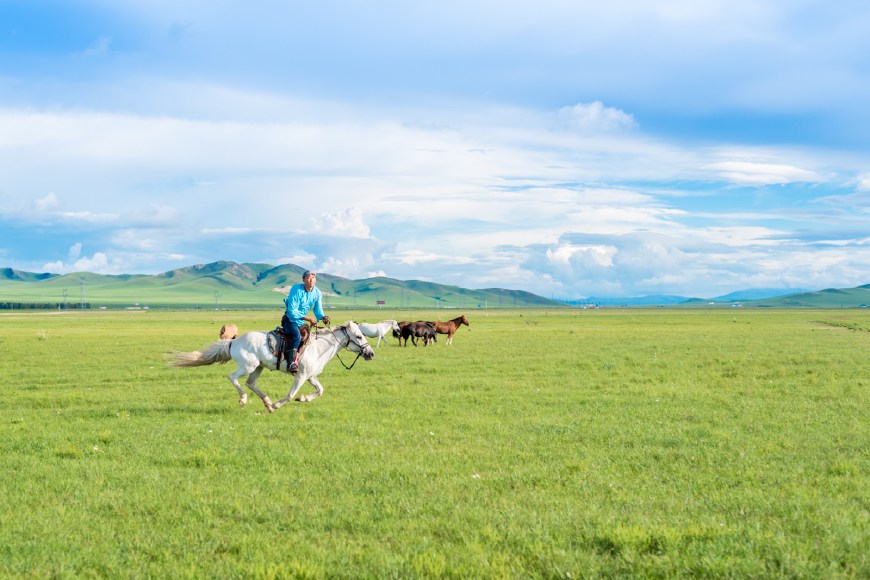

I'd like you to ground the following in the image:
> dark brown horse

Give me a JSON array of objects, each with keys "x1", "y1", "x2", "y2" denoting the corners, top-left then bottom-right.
[
  {"x1": 398, "y1": 321, "x2": 436, "y2": 347},
  {"x1": 432, "y1": 314, "x2": 469, "y2": 345}
]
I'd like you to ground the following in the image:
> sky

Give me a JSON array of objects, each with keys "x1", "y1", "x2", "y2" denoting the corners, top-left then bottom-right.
[{"x1": 2, "y1": 1, "x2": 870, "y2": 299}]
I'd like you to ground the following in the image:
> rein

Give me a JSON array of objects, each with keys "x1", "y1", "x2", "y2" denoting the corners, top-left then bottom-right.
[{"x1": 332, "y1": 326, "x2": 364, "y2": 370}]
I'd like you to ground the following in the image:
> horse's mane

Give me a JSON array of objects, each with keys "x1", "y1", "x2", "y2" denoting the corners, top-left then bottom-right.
[{"x1": 439, "y1": 315, "x2": 467, "y2": 325}]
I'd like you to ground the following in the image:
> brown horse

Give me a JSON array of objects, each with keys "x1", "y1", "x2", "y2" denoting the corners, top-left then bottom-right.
[
  {"x1": 219, "y1": 324, "x2": 239, "y2": 339},
  {"x1": 433, "y1": 314, "x2": 469, "y2": 345}
]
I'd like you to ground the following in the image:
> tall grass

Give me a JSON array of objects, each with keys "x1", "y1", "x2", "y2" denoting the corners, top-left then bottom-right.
[{"x1": 1, "y1": 309, "x2": 867, "y2": 577}]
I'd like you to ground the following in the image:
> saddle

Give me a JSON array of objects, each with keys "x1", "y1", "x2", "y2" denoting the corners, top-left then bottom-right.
[{"x1": 267, "y1": 323, "x2": 313, "y2": 371}]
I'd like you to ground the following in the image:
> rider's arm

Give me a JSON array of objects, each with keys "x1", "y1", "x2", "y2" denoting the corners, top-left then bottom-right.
[{"x1": 312, "y1": 288, "x2": 326, "y2": 322}]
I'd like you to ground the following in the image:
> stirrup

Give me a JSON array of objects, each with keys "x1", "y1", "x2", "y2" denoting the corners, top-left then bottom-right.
[{"x1": 286, "y1": 350, "x2": 299, "y2": 373}]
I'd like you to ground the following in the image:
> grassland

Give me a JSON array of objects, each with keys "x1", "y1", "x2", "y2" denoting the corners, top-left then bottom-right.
[{"x1": 1, "y1": 308, "x2": 868, "y2": 577}]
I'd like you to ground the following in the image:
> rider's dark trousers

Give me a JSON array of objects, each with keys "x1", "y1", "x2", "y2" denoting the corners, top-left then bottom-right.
[{"x1": 281, "y1": 315, "x2": 302, "y2": 350}]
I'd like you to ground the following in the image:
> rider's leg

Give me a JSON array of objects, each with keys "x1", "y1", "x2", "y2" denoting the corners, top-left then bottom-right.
[{"x1": 281, "y1": 318, "x2": 302, "y2": 373}]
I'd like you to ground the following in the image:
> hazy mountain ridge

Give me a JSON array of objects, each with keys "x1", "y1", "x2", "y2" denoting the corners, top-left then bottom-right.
[
  {"x1": 2, "y1": 262, "x2": 868, "y2": 308},
  {"x1": 1, "y1": 267, "x2": 59, "y2": 282},
  {"x1": 560, "y1": 286, "x2": 870, "y2": 308},
  {"x1": 0, "y1": 261, "x2": 562, "y2": 308},
  {"x1": 565, "y1": 295, "x2": 692, "y2": 306},
  {"x1": 710, "y1": 288, "x2": 812, "y2": 302}
]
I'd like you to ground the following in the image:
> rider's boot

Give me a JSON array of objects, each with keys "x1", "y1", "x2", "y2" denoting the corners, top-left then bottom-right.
[{"x1": 286, "y1": 348, "x2": 298, "y2": 373}]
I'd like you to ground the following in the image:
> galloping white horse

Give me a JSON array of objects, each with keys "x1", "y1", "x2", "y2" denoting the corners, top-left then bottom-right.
[
  {"x1": 357, "y1": 320, "x2": 400, "y2": 347},
  {"x1": 168, "y1": 321, "x2": 374, "y2": 412}
]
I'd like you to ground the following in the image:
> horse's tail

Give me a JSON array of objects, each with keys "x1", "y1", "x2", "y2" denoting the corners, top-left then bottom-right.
[{"x1": 167, "y1": 340, "x2": 233, "y2": 368}]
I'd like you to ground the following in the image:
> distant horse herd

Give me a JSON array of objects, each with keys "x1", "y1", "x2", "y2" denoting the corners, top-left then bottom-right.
[{"x1": 393, "y1": 315, "x2": 470, "y2": 346}]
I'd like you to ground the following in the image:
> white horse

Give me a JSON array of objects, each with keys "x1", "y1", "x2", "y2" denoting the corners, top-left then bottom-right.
[
  {"x1": 168, "y1": 321, "x2": 375, "y2": 412},
  {"x1": 357, "y1": 320, "x2": 401, "y2": 347}
]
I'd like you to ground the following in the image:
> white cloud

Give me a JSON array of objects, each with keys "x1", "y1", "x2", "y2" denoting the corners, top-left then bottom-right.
[
  {"x1": 309, "y1": 207, "x2": 370, "y2": 238},
  {"x1": 110, "y1": 230, "x2": 164, "y2": 251},
  {"x1": 558, "y1": 101, "x2": 637, "y2": 133},
  {"x1": 60, "y1": 211, "x2": 119, "y2": 223},
  {"x1": 43, "y1": 251, "x2": 119, "y2": 275},
  {"x1": 316, "y1": 256, "x2": 365, "y2": 278},
  {"x1": 546, "y1": 243, "x2": 616, "y2": 269},
  {"x1": 390, "y1": 250, "x2": 475, "y2": 266},
  {"x1": 276, "y1": 254, "x2": 316, "y2": 267},
  {"x1": 705, "y1": 161, "x2": 822, "y2": 185},
  {"x1": 816, "y1": 190, "x2": 870, "y2": 210},
  {"x1": 72, "y1": 252, "x2": 111, "y2": 272},
  {"x1": 34, "y1": 193, "x2": 60, "y2": 212},
  {"x1": 68, "y1": 243, "x2": 82, "y2": 261}
]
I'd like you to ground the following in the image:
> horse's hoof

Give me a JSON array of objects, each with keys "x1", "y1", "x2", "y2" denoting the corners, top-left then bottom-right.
[{"x1": 239, "y1": 395, "x2": 247, "y2": 407}]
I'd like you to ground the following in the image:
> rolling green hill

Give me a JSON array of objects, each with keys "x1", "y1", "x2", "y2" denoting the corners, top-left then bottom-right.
[
  {"x1": 750, "y1": 285, "x2": 870, "y2": 308},
  {"x1": 676, "y1": 285, "x2": 870, "y2": 309},
  {"x1": 0, "y1": 261, "x2": 562, "y2": 310}
]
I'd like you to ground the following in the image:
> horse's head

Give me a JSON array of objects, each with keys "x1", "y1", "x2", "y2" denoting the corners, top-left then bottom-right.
[
  {"x1": 342, "y1": 321, "x2": 375, "y2": 360},
  {"x1": 460, "y1": 315, "x2": 470, "y2": 326}
]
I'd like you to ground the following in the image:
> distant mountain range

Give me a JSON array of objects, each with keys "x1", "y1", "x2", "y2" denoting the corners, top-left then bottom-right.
[
  {"x1": 0, "y1": 261, "x2": 559, "y2": 309},
  {"x1": 566, "y1": 288, "x2": 812, "y2": 306},
  {"x1": 1, "y1": 262, "x2": 868, "y2": 309},
  {"x1": 708, "y1": 288, "x2": 813, "y2": 302},
  {"x1": 564, "y1": 286, "x2": 870, "y2": 308}
]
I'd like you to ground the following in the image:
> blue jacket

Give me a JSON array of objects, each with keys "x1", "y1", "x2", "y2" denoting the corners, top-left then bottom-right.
[{"x1": 283, "y1": 284, "x2": 325, "y2": 327}]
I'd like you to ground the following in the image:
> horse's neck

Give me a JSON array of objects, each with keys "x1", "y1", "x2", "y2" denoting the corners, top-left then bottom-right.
[{"x1": 301, "y1": 330, "x2": 343, "y2": 370}]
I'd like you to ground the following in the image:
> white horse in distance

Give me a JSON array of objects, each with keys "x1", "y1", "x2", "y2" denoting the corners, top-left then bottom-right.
[
  {"x1": 169, "y1": 321, "x2": 375, "y2": 412},
  {"x1": 357, "y1": 320, "x2": 401, "y2": 347}
]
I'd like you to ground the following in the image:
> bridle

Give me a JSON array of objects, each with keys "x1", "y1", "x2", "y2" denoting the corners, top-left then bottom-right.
[{"x1": 333, "y1": 324, "x2": 367, "y2": 370}]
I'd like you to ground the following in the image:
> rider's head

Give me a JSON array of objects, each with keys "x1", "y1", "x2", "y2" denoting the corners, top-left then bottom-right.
[{"x1": 302, "y1": 270, "x2": 316, "y2": 290}]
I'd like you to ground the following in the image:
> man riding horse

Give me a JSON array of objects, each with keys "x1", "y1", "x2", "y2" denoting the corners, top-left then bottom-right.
[{"x1": 281, "y1": 270, "x2": 330, "y2": 373}]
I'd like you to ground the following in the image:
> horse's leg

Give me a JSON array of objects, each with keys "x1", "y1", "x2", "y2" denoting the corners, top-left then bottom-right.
[
  {"x1": 228, "y1": 366, "x2": 249, "y2": 406},
  {"x1": 230, "y1": 363, "x2": 273, "y2": 411},
  {"x1": 244, "y1": 366, "x2": 273, "y2": 412},
  {"x1": 296, "y1": 375, "x2": 324, "y2": 402},
  {"x1": 272, "y1": 374, "x2": 306, "y2": 410}
]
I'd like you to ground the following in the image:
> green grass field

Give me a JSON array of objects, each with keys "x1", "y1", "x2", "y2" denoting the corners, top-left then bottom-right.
[{"x1": 1, "y1": 309, "x2": 868, "y2": 577}]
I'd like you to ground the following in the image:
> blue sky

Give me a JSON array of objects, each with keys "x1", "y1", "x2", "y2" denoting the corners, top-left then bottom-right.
[{"x1": 2, "y1": 1, "x2": 870, "y2": 299}]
